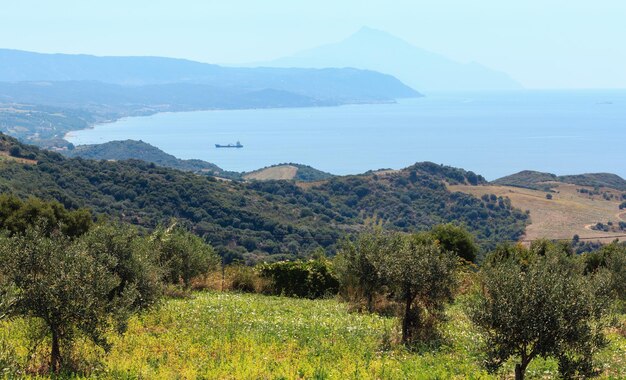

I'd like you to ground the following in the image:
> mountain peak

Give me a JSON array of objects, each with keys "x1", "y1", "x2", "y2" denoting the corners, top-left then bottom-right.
[
  {"x1": 263, "y1": 28, "x2": 522, "y2": 91},
  {"x1": 348, "y1": 26, "x2": 397, "y2": 42}
]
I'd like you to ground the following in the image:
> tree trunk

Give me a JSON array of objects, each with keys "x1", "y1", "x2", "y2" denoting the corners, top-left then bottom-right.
[
  {"x1": 401, "y1": 297, "x2": 412, "y2": 343},
  {"x1": 50, "y1": 330, "x2": 61, "y2": 373},
  {"x1": 515, "y1": 363, "x2": 524, "y2": 380},
  {"x1": 366, "y1": 292, "x2": 373, "y2": 313},
  {"x1": 515, "y1": 358, "x2": 530, "y2": 380}
]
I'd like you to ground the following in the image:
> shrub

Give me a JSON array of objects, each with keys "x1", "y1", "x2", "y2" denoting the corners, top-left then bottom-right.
[
  {"x1": 584, "y1": 242, "x2": 626, "y2": 303},
  {"x1": 430, "y1": 223, "x2": 478, "y2": 262},
  {"x1": 230, "y1": 265, "x2": 261, "y2": 293},
  {"x1": 258, "y1": 259, "x2": 339, "y2": 299},
  {"x1": 8, "y1": 146, "x2": 20, "y2": 157},
  {"x1": 79, "y1": 223, "x2": 162, "y2": 310}
]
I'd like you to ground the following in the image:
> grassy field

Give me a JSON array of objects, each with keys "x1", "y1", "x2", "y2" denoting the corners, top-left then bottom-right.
[
  {"x1": 0, "y1": 151, "x2": 37, "y2": 165},
  {"x1": 1, "y1": 292, "x2": 625, "y2": 379},
  {"x1": 449, "y1": 183, "x2": 626, "y2": 243},
  {"x1": 244, "y1": 165, "x2": 299, "y2": 181}
]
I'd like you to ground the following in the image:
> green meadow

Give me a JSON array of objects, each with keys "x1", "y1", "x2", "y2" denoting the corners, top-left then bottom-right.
[{"x1": 2, "y1": 292, "x2": 624, "y2": 379}]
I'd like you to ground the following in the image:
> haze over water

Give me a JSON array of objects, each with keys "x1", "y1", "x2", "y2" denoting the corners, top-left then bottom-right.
[{"x1": 67, "y1": 91, "x2": 626, "y2": 180}]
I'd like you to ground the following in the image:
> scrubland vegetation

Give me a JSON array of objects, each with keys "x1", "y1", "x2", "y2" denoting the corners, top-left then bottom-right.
[
  {"x1": 0, "y1": 134, "x2": 528, "y2": 263},
  {"x1": 0, "y1": 195, "x2": 625, "y2": 379},
  {"x1": 0, "y1": 136, "x2": 624, "y2": 379}
]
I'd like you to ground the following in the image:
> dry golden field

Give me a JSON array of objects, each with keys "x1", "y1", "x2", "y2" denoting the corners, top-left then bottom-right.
[
  {"x1": 0, "y1": 151, "x2": 37, "y2": 165},
  {"x1": 449, "y1": 182, "x2": 626, "y2": 243},
  {"x1": 243, "y1": 165, "x2": 299, "y2": 180}
]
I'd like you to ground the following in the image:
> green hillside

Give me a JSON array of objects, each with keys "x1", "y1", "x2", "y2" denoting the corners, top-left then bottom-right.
[
  {"x1": 65, "y1": 140, "x2": 234, "y2": 177},
  {"x1": 0, "y1": 134, "x2": 527, "y2": 262},
  {"x1": 65, "y1": 141, "x2": 332, "y2": 182},
  {"x1": 493, "y1": 170, "x2": 626, "y2": 191}
]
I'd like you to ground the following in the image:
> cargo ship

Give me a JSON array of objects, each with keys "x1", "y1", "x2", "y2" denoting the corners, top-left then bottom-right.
[{"x1": 215, "y1": 141, "x2": 243, "y2": 148}]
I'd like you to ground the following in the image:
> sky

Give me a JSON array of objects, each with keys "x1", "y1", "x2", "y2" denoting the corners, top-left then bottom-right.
[{"x1": 1, "y1": 0, "x2": 625, "y2": 89}]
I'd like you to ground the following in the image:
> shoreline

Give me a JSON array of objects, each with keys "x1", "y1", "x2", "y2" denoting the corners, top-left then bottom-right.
[{"x1": 62, "y1": 100, "x2": 407, "y2": 143}]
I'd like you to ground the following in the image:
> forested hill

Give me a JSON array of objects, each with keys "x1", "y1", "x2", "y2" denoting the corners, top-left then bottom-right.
[
  {"x1": 65, "y1": 140, "x2": 230, "y2": 176},
  {"x1": 0, "y1": 134, "x2": 527, "y2": 263},
  {"x1": 64, "y1": 140, "x2": 332, "y2": 181},
  {"x1": 493, "y1": 170, "x2": 626, "y2": 191}
]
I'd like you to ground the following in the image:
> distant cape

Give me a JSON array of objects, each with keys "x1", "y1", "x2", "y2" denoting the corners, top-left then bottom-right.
[{"x1": 249, "y1": 27, "x2": 522, "y2": 92}]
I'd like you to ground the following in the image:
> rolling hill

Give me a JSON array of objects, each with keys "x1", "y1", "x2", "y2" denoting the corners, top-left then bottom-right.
[
  {"x1": 64, "y1": 140, "x2": 334, "y2": 182},
  {"x1": 0, "y1": 134, "x2": 527, "y2": 262},
  {"x1": 64, "y1": 140, "x2": 230, "y2": 176},
  {"x1": 493, "y1": 170, "x2": 626, "y2": 191},
  {"x1": 243, "y1": 164, "x2": 334, "y2": 182}
]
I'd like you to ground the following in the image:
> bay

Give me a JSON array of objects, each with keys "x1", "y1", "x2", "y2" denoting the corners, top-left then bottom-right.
[{"x1": 66, "y1": 91, "x2": 626, "y2": 180}]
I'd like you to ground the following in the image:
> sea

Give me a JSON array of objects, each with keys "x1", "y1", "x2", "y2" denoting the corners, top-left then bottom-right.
[{"x1": 65, "y1": 91, "x2": 626, "y2": 181}]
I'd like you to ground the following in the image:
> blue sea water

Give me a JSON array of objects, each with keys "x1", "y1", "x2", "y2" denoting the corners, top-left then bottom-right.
[{"x1": 66, "y1": 91, "x2": 626, "y2": 180}]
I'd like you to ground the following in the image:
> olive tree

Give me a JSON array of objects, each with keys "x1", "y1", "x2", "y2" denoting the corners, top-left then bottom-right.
[
  {"x1": 334, "y1": 231, "x2": 389, "y2": 312},
  {"x1": 584, "y1": 242, "x2": 626, "y2": 303},
  {"x1": 0, "y1": 227, "x2": 143, "y2": 372},
  {"x1": 471, "y1": 245, "x2": 609, "y2": 380},
  {"x1": 384, "y1": 233, "x2": 457, "y2": 344},
  {"x1": 150, "y1": 224, "x2": 218, "y2": 288},
  {"x1": 336, "y1": 231, "x2": 458, "y2": 344},
  {"x1": 79, "y1": 223, "x2": 163, "y2": 310}
]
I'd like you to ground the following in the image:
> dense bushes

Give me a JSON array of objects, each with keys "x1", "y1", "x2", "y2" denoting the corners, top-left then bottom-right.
[
  {"x1": 0, "y1": 194, "x2": 92, "y2": 237},
  {"x1": 258, "y1": 259, "x2": 339, "y2": 299}
]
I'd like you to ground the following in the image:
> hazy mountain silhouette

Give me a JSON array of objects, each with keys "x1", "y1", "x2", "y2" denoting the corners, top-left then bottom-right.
[
  {"x1": 259, "y1": 27, "x2": 522, "y2": 91},
  {"x1": 0, "y1": 48, "x2": 420, "y2": 102}
]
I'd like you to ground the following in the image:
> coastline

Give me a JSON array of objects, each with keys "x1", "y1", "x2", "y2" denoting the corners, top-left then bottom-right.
[
  {"x1": 60, "y1": 91, "x2": 626, "y2": 180},
  {"x1": 62, "y1": 99, "x2": 407, "y2": 144}
]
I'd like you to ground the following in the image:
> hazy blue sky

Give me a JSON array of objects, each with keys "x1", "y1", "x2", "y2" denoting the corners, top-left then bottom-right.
[{"x1": 1, "y1": 0, "x2": 625, "y2": 89}]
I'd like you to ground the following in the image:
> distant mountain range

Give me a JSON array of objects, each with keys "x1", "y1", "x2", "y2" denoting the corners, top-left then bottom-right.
[
  {"x1": 253, "y1": 27, "x2": 522, "y2": 92},
  {"x1": 0, "y1": 48, "x2": 419, "y2": 103},
  {"x1": 0, "y1": 48, "x2": 421, "y2": 147}
]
